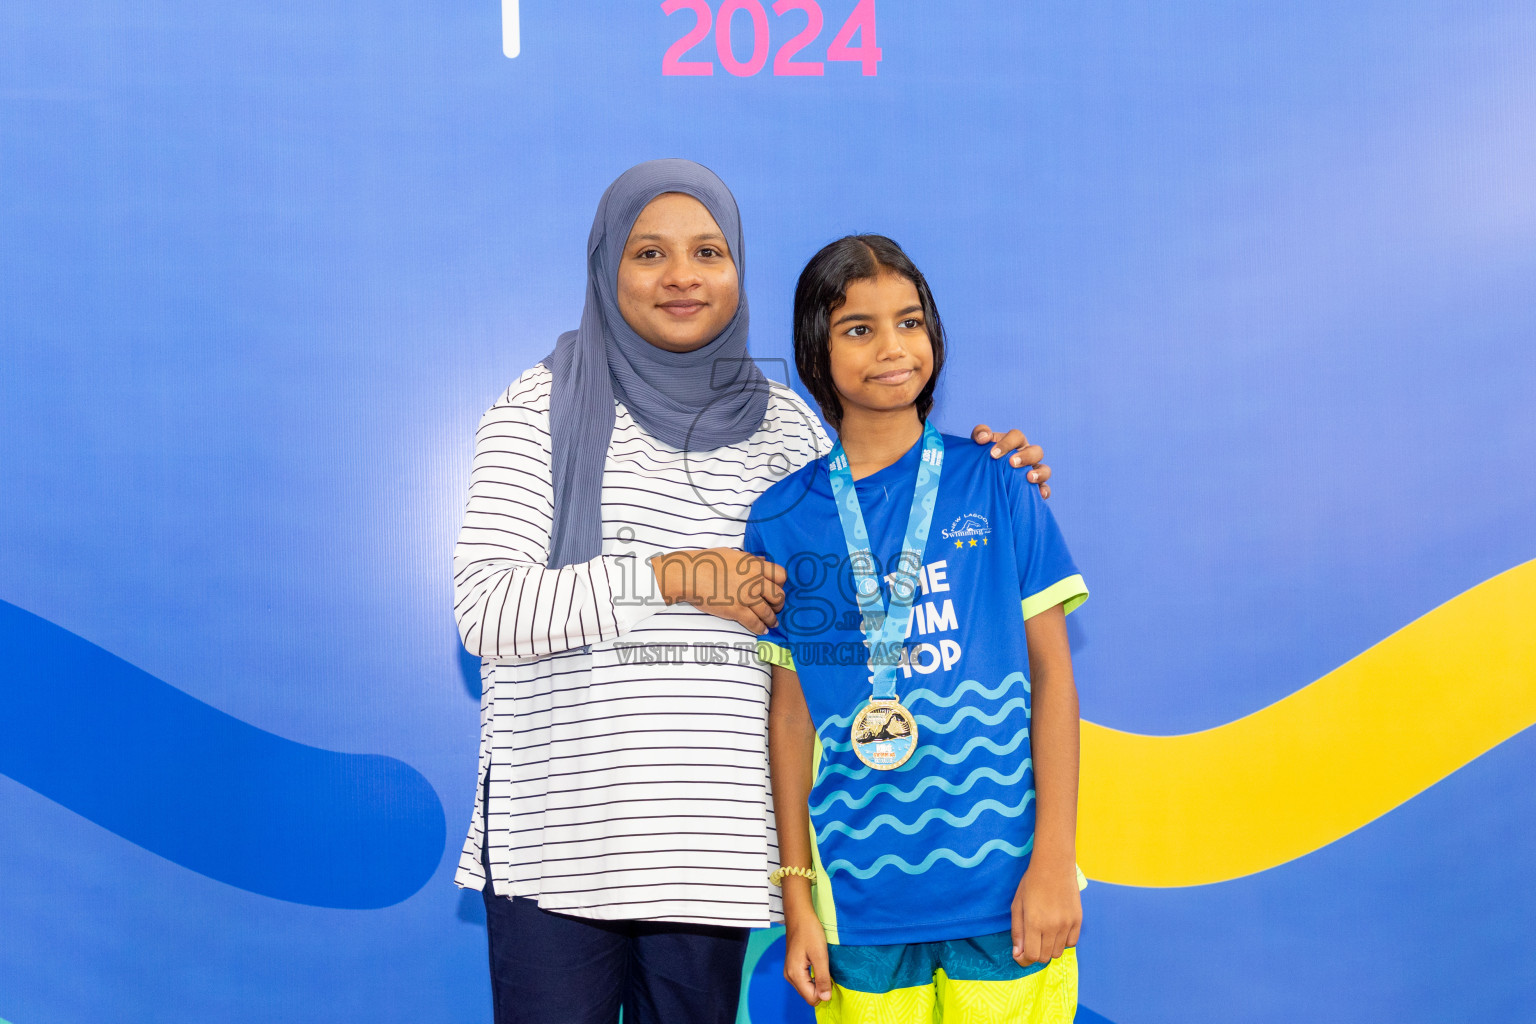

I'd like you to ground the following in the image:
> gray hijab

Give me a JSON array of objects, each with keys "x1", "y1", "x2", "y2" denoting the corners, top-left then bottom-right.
[{"x1": 542, "y1": 159, "x2": 769, "y2": 569}]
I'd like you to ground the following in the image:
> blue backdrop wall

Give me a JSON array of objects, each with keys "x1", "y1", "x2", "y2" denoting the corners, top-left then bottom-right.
[{"x1": 3, "y1": 3, "x2": 1535, "y2": 1022}]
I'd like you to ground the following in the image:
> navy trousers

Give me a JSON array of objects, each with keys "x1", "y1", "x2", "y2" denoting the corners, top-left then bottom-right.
[{"x1": 482, "y1": 888, "x2": 749, "y2": 1024}]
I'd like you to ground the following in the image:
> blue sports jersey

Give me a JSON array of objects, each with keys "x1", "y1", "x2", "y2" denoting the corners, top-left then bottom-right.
[{"x1": 745, "y1": 432, "x2": 1086, "y2": 946}]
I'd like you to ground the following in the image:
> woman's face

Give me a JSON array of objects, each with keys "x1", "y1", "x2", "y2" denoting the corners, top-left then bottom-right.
[
  {"x1": 827, "y1": 271, "x2": 933, "y2": 420},
  {"x1": 616, "y1": 193, "x2": 741, "y2": 353}
]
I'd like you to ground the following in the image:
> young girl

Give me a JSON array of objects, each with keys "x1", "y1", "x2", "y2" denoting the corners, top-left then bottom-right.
[{"x1": 746, "y1": 235, "x2": 1088, "y2": 1022}]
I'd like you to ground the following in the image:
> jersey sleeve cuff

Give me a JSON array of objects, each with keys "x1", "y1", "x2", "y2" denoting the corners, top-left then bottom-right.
[
  {"x1": 1021, "y1": 573, "x2": 1089, "y2": 620},
  {"x1": 756, "y1": 640, "x2": 797, "y2": 671}
]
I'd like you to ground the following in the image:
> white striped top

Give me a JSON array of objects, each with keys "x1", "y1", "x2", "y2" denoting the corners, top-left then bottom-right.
[{"x1": 452, "y1": 363, "x2": 831, "y2": 926}]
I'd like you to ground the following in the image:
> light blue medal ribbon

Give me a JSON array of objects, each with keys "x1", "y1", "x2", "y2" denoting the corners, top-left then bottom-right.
[{"x1": 826, "y1": 422, "x2": 944, "y2": 769}]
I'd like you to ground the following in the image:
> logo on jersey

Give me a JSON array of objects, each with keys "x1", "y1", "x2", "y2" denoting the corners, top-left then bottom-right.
[
  {"x1": 943, "y1": 512, "x2": 990, "y2": 549},
  {"x1": 942, "y1": 513, "x2": 991, "y2": 540}
]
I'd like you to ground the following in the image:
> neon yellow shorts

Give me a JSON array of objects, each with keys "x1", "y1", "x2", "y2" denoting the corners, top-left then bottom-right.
[{"x1": 815, "y1": 932, "x2": 1077, "y2": 1024}]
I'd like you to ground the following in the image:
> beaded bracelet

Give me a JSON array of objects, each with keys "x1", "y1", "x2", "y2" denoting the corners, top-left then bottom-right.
[{"x1": 768, "y1": 865, "x2": 817, "y2": 887}]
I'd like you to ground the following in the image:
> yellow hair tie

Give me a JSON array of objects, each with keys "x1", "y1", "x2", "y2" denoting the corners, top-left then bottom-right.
[{"x1": 768, "y1": 866, "x2": 817, "y2": 887}]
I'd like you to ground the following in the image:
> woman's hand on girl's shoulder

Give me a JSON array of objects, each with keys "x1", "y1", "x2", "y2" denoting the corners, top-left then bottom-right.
[{"x1": 971, "y1": 425, "x2": 1052, "y2": 499}]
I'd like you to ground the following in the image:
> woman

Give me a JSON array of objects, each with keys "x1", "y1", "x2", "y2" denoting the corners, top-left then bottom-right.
[{"x1": 452, "y1": 159, "x2": 1053, "y2": 1024}]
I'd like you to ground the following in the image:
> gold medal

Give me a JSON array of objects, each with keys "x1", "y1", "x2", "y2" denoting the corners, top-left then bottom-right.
[{"x1": 850, "y1": 698, "x2": 919, "y2": 771}]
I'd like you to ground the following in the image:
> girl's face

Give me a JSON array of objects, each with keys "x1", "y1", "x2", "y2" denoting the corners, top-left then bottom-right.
[
  {"x1": 827, "y1": 271, "x2": 933, "y2": 421},
  {"x1": 616, "y1": 193, "x2": 740, "y2": 353}
]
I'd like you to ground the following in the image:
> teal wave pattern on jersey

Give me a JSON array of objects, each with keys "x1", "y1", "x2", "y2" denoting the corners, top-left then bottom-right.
[
  {"x1": 904, "y1": 671, "x2": 1030, "y2": 709},
  {"x1": 816, "y1": 673, "x2": 1029, "y2": 730},
  {"x1": 825, "y1": 836, "x2": 1036, "y2": 880},
  {"x1": 913, "y1": 696, "x2": 1030, "y2": 734},
  {"x1": 816, "y1": 790, "x2": 1037, "y2": 842},
  {"x1": 819, "y1": 728, "x2": 1030, "y2": 783},
  {"x1": 823, "y1": 697, "x2": 1029, "y2": 750},
  {"x1": 810, "y1": 759, "x2": 1032, "y2": 813}
]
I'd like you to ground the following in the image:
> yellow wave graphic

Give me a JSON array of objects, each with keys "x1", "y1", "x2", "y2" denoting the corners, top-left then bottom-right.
[{"x1": 1079, "y1": 557, "x2": 1536, "y2": 887}]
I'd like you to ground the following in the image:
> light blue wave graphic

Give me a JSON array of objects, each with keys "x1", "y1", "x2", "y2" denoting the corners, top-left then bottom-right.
[
  {"x1": 820, "y1": 703, "x2": 865, "y2": 731},
  {"x1": 825, "y1": 836, "x2": 1035, "y2": 879},
  {"x1": 810, "y1": 758, "x2": 1032, "y2": 813},
  {"x1": 916, "y1": 696, "x2": 1030, "y2": 734},
  {"x1": 904, "y1": 672, "x2": 1029, "y2": 709},
  {"x1": 819, "y1": 728, "x2": 1030, "y2": 783},
  {"x1": 816, "y1": 790, "x2": 1036, "y2": 842},
  {"x1": 825, "y1": 697, "x2": 1030, "y2": 750},
  {"x1": 817, "y1": 673, "x2": 1029, "y2": 730}
]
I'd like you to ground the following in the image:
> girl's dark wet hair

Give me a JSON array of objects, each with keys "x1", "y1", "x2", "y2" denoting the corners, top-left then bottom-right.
[{"x1": 793, "y1": 234, "x2": 946, "y2": 429}]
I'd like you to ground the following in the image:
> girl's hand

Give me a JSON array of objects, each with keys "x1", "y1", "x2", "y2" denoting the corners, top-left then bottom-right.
[
  {"x1": 783, "y1": 904, "x2": 833, "y2": 1006},
  {"x1": 971, "y1": 425, "x2": 1052, "y2": 498},
  {"x1": 1011, "y1": 859, "x2": 1082, "y2": 966}
]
